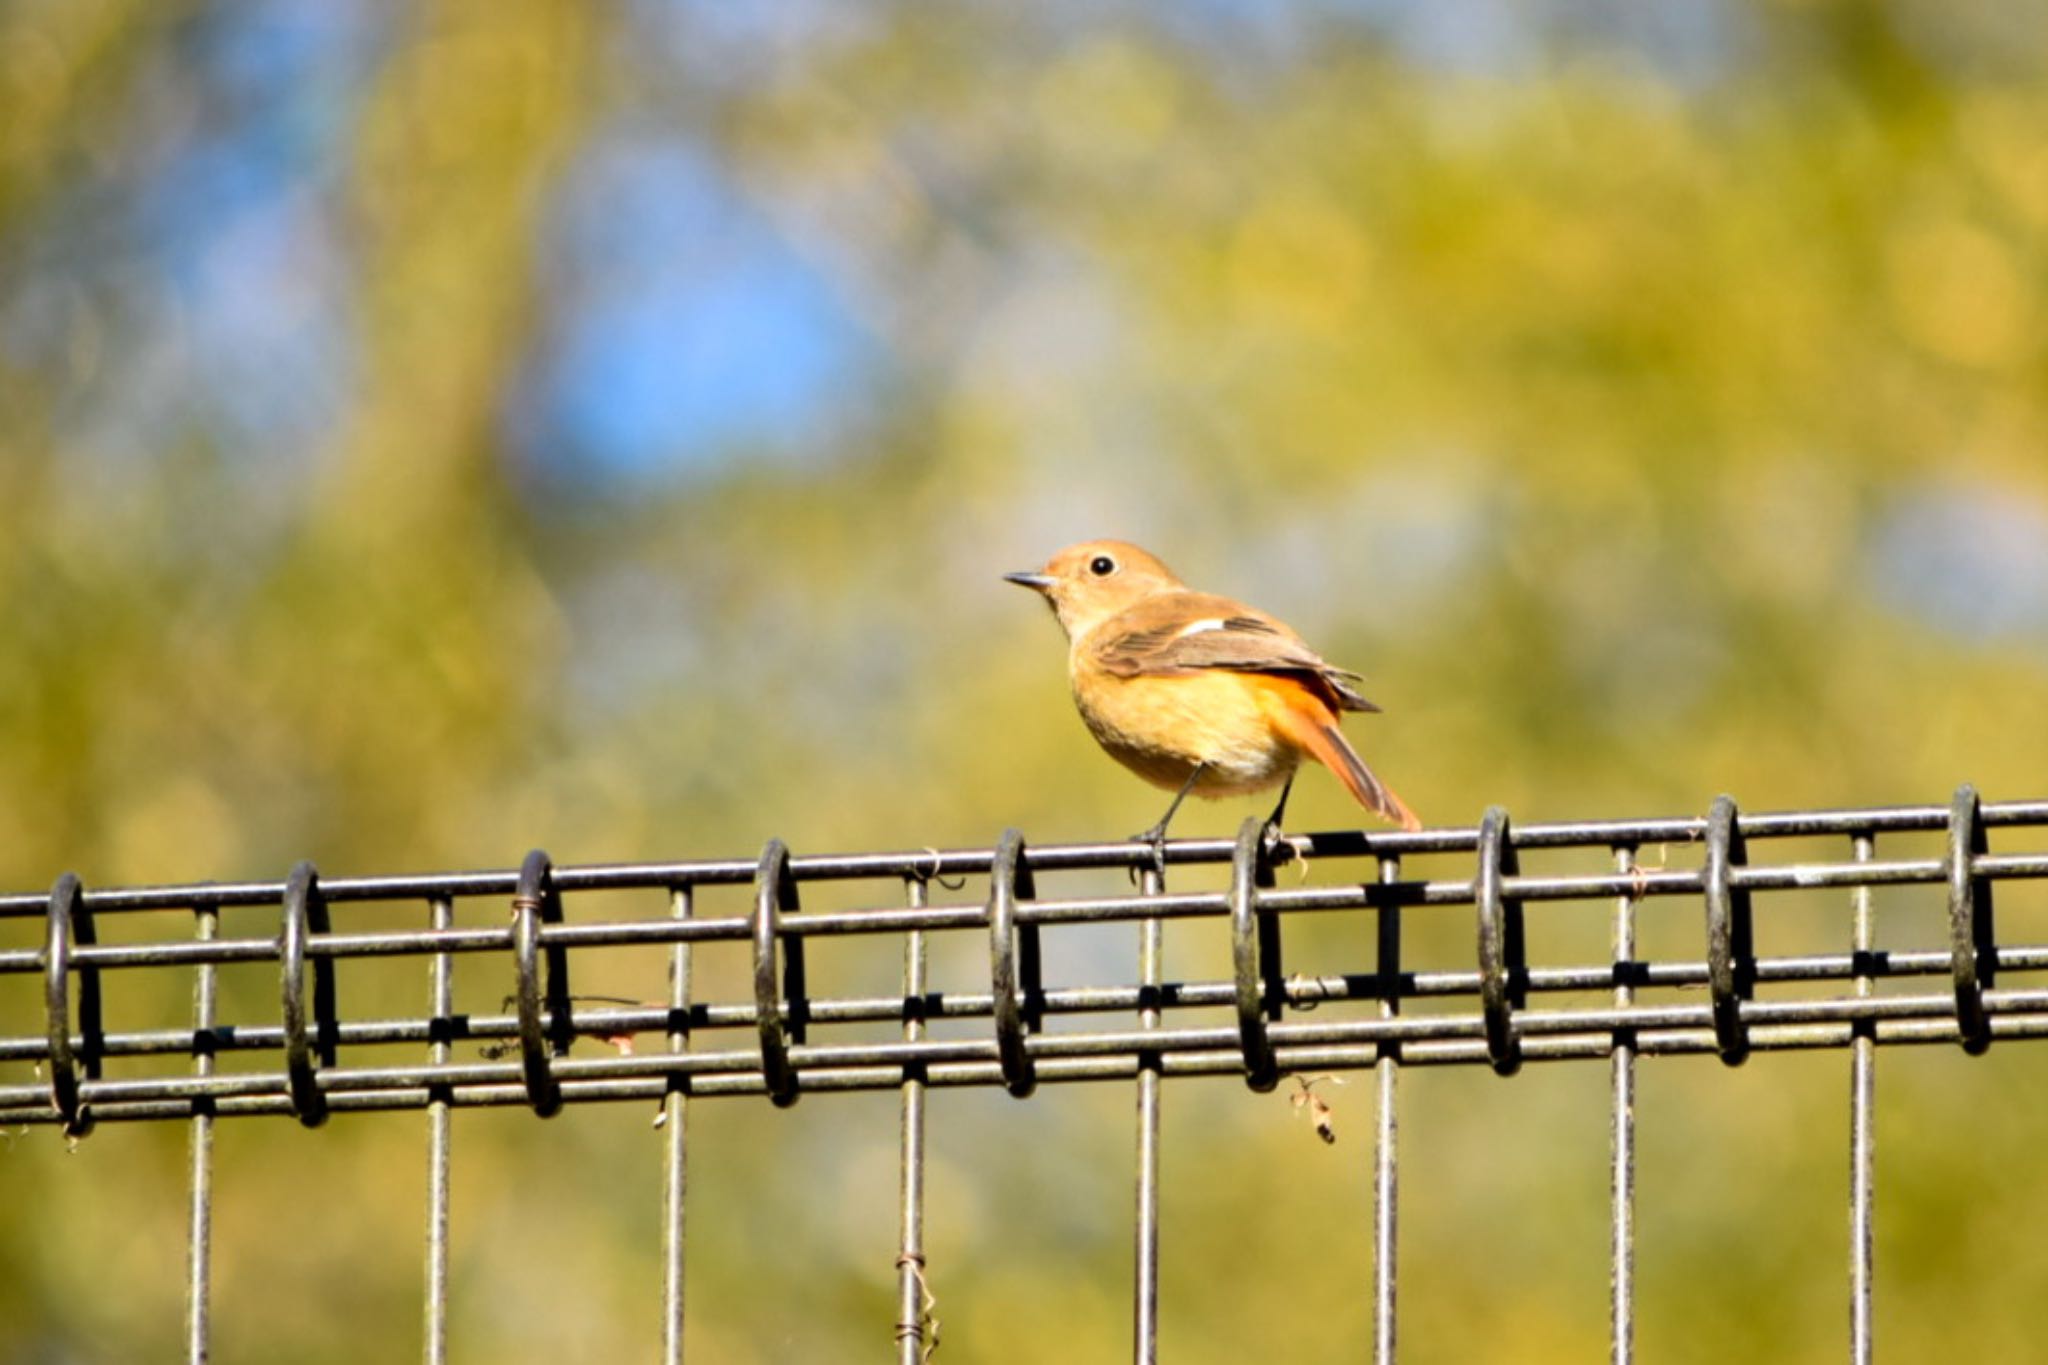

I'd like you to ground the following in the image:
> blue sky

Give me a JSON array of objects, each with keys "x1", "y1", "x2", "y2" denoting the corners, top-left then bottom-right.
[{"x1": 510, "y1": 134, "x2": 874, "y2": 485}]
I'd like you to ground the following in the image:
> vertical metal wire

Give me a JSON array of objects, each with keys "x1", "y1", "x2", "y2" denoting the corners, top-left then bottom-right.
[
  {"x1": 1849, "y1": 834, "x2": 1876, "y2": 1365},
  {"x1": 185, "y1": 905, "x2": 218, "y2": 1365},
  {"x1": 896, "y1": 875, "x2": 932, "y2": 1365},
  {"x1": 1134, "y1": 862, "x2": 1164, "y2": 1365},
  {"x1": 1372, "y1": 856, "x2": 1401, "y2": 1365},
  {"x1": 662, "y1": 886, "x2": 694, "y2": 1365},
  {"x1": 1610, "y1": 847, "x2": 1639, "y2": 1365},
  {"x1": 425, "y1": 895, "x2": 454, "y2": 1365}
]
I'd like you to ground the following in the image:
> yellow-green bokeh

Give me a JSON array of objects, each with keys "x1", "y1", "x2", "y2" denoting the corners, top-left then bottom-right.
[{"x1": 2, "y1": 2, "x2": 2046, "y2": 1360}]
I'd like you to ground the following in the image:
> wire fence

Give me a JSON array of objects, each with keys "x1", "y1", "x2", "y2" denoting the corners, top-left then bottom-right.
[{"x1": 5, "y1": 785, "x2": 2047, "y2": 1362}]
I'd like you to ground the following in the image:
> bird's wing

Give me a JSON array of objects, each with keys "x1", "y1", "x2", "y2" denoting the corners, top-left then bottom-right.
[{"x1": 1087, "y1": 592, "x2": 1382, "y2": 713}]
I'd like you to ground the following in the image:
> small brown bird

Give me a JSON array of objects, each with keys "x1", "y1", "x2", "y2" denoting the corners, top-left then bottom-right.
[{"x1": 1006, "y1": 540, "x2": 1421, "y2": 855}]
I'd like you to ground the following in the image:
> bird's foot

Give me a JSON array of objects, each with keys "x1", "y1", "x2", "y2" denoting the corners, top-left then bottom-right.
[
  {"x1": 1258, "y1": 774, "x2": 1296, "y2": 868},
  {"x1": 1128, "y1": 822, "x2": 1170, "y2": 887},
  {"x1": 1260, "y1": 818, "x2": 1304, "y2": 873}
]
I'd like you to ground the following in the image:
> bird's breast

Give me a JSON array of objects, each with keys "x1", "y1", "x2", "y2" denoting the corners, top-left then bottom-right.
[{"x1": 1067, "y1": 666, "x2": 1299, "y2": 796}]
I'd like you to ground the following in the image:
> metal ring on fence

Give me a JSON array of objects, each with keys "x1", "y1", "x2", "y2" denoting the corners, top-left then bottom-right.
[
  {"x1": 1374, "y1": 854, "x2": 1404, "y2": 1063},
  {"x1": 752, "y1": 840, "x2": 807, "y2": 1107},
  {"x1": 1229, "y1": 817, "x2": 1282, "y2": 1092},
  {"x1": 988, "y1": 828, "x2": 1044, "y2": 1097},
  {"x1": 1703, "y1": 795, "x2": 1754, "y2": 1065},
  {"x1": 512, "y1": 849, "x2": 571, "y2": 1117},
  {"x1": 1475, "y1": 806, "x2": 1525, "y2": 1076},
  {"x1": 43, "y1": 873, "x2": 101, "y2": 1137},
  {"x1": 280, "y1": 861, "x2": 336, "y2": 1126},
  {"x1": 1947, "y1": 784, "x2": 1995, "y2": 1054}
]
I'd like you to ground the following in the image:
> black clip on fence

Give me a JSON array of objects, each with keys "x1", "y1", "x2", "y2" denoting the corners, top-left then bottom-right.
[
  {"x1": 1703, "y1": 795, "x2": 1755, "y2": 1066},
  {"x1": 1476, "y1": 806, "x2": 1526, "y2": 1076},
  {"x1": 1948, "y1": 785, "x2": 1996, "y2": 1055},
  {"x1": 989, "y1": 828, "x2": 1044, "y2": 1098},
  {"x1": 1229, "y1": 816, "x2": 1283, "y2": 1093},
  {"x1": 752, "y1": 839, "x2": 807, "y2": 1107},
  {"x1": 43, "y1": 872, "x2": 101, "y2": 1137},
  {"x1": 280, "y1": 861, "x2": 337, "y2": 1126},
  {"x1": 513, "y1": 850, "x2": 572, "y2": 1117}
]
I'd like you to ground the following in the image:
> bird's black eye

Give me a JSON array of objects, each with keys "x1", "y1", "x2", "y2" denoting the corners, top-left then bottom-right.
[{"x1": 1089, "y1": 555, "x2": 1117, "y2": 577}]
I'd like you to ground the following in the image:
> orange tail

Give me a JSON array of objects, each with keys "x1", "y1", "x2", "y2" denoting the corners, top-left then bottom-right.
[{"x1": 1260, "y1": 681, "x2": 1423, "y2": 832}]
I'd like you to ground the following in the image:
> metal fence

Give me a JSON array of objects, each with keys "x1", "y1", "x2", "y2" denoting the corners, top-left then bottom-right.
[{"x1": 4, "y1": 785, "x2": 2046, "y2": 1362}]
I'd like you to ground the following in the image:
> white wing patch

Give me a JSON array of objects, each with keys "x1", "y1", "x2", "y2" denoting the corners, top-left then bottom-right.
[{"x1": 1174, "y1": 618, "x2": 1229, "y2": 639}]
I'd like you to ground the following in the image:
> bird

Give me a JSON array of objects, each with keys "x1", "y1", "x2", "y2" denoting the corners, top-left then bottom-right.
[{"x1": 1005, "y1": 539, "x2": 1421, "y2": 864}]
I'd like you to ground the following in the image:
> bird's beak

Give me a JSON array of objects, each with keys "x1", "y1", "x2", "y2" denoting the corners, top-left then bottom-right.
[{"x1": 1003, "y1": 571, "x2": 1055, "y2": 593}]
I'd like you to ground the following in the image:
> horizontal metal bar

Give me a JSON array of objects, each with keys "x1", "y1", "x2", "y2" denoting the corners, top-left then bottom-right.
[
  {"x1": 10, "y1": 941, "x2": 2048, "y2": 1067},
  {"x1": 7, "y1": 852, "x2": 2048, "y2": 978},
  {"x1": 13, "y1": 1007, "x2": 2048, "y2": 1126},
  {"x1": 6, "y1": 798, "x2": 2046, "y2": 918},
  {"x1": 8, "y1": 986, "x2": 2048, "y2": 1122},
  {"x1": 8, "y1": 793, "x2": 2048, "y2": 1133}
]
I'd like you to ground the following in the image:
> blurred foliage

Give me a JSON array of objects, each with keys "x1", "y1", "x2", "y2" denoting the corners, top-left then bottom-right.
[{"x1": 3, "y1": 0, "x2": 2048, "y2": 1361}]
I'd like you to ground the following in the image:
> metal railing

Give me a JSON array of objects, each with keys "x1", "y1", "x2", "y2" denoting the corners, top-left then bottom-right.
[{"x1": 5, "y1": 786, "x2": 2047, "y2": 1362}]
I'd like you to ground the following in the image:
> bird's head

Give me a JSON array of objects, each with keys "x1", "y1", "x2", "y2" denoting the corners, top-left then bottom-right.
[{"x1": 1004, "y1": 540, "x2": 1185, "y2": 639}]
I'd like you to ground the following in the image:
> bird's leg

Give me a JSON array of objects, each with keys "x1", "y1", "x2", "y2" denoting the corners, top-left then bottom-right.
[
  {"x1": 1132, "y1": 765, "x2": 1205, "y2": 883},
  {"x1": 1261, "y1": 773, "x2": 1297, "y2": 863}
]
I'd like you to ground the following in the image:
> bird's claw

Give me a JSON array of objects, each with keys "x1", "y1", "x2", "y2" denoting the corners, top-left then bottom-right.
[{"x1": 1128, "y1": 824, "x2": 1170, "y2": 887}]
